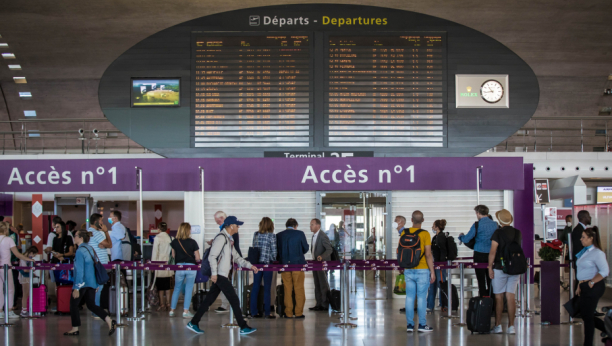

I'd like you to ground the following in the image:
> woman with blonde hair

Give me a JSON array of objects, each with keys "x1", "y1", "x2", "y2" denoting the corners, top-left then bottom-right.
[
  {"x1": 151, "y1": 222, "x2": 174, "y2": 311},
  {"x1": 248, "y1": 217, "x2": 277, "y2": 318},
  {"x1": 0, "y1": 222, "x2": 35, "y2": 319},
  {"x1": 169, "y1": 222, "x2": 200, "y2": 318}
]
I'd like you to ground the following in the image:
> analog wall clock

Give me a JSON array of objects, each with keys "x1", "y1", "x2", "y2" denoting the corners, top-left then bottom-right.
[{"x1": 480, "y1": 80, "x2": 504, "y2": 103}]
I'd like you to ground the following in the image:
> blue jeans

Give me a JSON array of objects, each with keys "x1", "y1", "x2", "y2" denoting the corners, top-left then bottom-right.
[
  {"x1": 404, "y1": 269, "x2": 430, "y2": 327},
  {"x1": 171, "y1": 263, "x2": 197, "y2": 311},
  {"x1": 427, "y1": 269, "x2": 446, "y2": 310},
  {"x1": 250, "y1": 271, "x2": 273, "y2": 316}
]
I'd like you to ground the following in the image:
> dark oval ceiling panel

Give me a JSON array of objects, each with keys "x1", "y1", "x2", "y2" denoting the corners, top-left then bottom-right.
[{"x1": 98, "y1": 4, "x2": 539, "y2": 158}]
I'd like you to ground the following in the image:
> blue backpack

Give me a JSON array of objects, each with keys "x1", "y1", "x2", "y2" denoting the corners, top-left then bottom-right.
[{"x1": 200, "y1": 234, "x2": 228, "y2": 277}]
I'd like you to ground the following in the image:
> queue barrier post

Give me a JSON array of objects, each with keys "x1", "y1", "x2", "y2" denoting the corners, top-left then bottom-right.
[
  {"x1": 115, "y1": 264, "x2": 128, "y2": 327},
  {"x1": 525, "y1": 259, "x2": 533, "y2": 317},
  {"x1": 441, "y1": 261, "x2": 458, "y2": 319},
  {"x1": 453, "y1": 262, "x2": 466, "y2": 326},
  {"x1": 140, "y1": 263, "x2": 148, "y2": 314},
  {"x1": 335, "y1": 260, "x2": 356, "y2": 328},
  {"x1": 23, "y1": 262, "x2": 38, "y2": 319},
  {"x1": 516, "y1": 273, "x2": 524, "y2": 317},
  {"x1": 222, "y1": 268, "x2": 239, "y2": 328},
  {"x1": 1, "y1": 264, "x2": 13, "y2": 327},
  {"x1": 128, "y1": 263, "x2": 144, "y2": 321}
]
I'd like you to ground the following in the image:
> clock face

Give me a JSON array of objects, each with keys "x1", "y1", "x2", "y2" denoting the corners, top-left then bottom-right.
[{"x1": 480, "y1": 80, "x2": 504, "y2": 103}]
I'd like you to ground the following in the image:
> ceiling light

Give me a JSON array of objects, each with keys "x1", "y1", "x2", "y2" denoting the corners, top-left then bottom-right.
[
  {"x1": 28, "y1": 131, "x2": 40, "y2": 137},
  {"x1": 13, "y1": 77, "x2": 26, "y2": 84},
  {"x1": 1, "y1": 53, "x2": 15, "y2": 59},
  {"x1": 24, "y1": 110, "x2": 36, "y2": 117},
  {"x1": 0, "y1": 43, "x2": 7, "y2": 48},
  {"x1": 8, "y1": 65, "x2": 21, "y2": 70},
  {"x1": 19, "y1": 92, "x2": 32, "y2": 98}
]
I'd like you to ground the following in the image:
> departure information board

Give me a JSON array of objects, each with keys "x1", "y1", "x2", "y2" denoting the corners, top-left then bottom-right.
[
  {"x1": 192, "y1": 35, "x2": 312, "y2": 148},
  {"x1": 326, "y1": 35, "x2": 446, "y2": 147},
  {"x1": 191, "y1": 33, "x2": 446, "y2": 149}
]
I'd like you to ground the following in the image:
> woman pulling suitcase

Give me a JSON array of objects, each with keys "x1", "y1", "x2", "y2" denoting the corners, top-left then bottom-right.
[{"x1": 63, "y1": 230, "x2": 116, "y2": 336}]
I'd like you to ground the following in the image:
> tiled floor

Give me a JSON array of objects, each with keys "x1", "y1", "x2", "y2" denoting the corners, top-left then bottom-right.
[{"x1": 1, "y1": 274, "x2": 606, "y2": 346}]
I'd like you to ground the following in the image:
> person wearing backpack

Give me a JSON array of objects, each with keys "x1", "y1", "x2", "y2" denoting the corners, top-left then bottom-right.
[
  {"x1": 487, "y1": 209, "x2": 524, "y2": 335},
  {"x1": 187, "y1": 216, "x2": 259, "y2": 336},
  {"x1": 427, "y1": 219, "x2": 448, "y2": 312},
  {"x1": 459, "y1": 205, "x2": 497, "y2": 298},
  {"x1": 396, "y1": 212, "x2": 436, "y2": 333}
]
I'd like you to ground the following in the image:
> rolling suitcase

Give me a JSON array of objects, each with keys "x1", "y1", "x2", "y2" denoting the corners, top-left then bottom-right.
[
  {"x1": 56, "y1": 285, "x2": 72, "y2": 314},
  {"x1": 439, "y1": 280, "x2": 459, "y2": 311},
  {"x1": 28, "y1": 284, "x2": 48, "y2": 315},
  {"x1": 467, "y1": 296, "x2": 494, "y2": 334},
  {"x1": 275, "y1": 284, "x2": 296, "y2": 317},
  {"x1": 243, "y1": 284, "x2": 265, "y2": 315},
  {"x1": 109, "y1": 286, "x2": 130, "y2": 316},
  {"x1": 329, "y1": 289, "x2": 341, "y2": 312},
  {"x1": 192, "y1": 283, "x2": 208, "y2": 312}
]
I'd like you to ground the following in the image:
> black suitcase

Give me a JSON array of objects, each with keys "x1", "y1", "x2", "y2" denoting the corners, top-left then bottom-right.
[
  {"x1": 243, "y1": 284, "x2": 265, "y2": 315},
  {"x1": 467, "y1": 296, "x2": 494, "y2": 334},
  {"x1": 330, "y1": 289, "x2": 341, "y2": 312},
  {"x1": 192, "y1": 289, "x2": 207, "y2": 312},
  {"x1": 439, "y1": 280, "x2": 459, "y2": 311},
  {"x1": 276, "y1": 284, "x2": 296, "y2": 317}
]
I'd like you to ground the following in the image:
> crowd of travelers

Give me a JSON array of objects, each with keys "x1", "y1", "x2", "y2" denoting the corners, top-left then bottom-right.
[{"x1": 0, "y1": 205, "x2": 607, "y2": 344}]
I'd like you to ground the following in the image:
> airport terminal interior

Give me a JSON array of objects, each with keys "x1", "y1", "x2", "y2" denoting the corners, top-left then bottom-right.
[{"x1": 1, "y1": 0, "x2": 612, "y2": 345}]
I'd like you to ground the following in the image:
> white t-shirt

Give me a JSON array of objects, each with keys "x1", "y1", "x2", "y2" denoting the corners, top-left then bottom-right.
[{"x1": 0, "y1": 235, "x2": 17, "y2": 265}]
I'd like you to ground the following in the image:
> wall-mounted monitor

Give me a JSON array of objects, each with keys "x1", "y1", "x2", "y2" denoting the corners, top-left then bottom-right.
[
  {"x1": 131, "y1": 78, "x2": 180, "y2": 107},
  {"x1": 597, "y1": 187, "x2": 612, "y2": 204}
]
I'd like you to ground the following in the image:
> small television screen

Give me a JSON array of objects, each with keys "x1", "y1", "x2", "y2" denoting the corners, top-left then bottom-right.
[
  {"x1": 131, "y1": 78, "x2": 180, "y2": 107},
  {"x1": 597, "y1": 187, "x2": 612, "y2": 204}
]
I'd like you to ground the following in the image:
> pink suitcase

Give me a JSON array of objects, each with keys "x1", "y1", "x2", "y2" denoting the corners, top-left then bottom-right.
[{"x1": 28, "y1": 284, "x2": 48, "y2": 314}]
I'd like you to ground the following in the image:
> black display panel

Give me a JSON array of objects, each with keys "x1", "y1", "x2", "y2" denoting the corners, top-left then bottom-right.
[
  {"x1": 325, "y1": 34, "x2": 446, "y2": 147},
  {"x1": 191, "y1": 34, "x2": 313, "y2": 148}
]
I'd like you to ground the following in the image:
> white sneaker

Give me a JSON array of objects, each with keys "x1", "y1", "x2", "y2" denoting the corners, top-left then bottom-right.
[
  {"x1": 183, "y1": 311, "x2": 194, "y2": 319},
  {"x1": 7, "y1": 311, "x2": 20, "y2": 319},
  {"x1": 507, "y1": 326, "x2": 516, "y2": 334},
  {"x1": 491, "y1": 325, "x2": 503, "y2": 334},
  {"x1": 169, "y1": 310, "x2": 175, "y2": 317}
]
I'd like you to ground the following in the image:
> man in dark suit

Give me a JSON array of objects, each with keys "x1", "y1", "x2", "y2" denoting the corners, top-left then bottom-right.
[
  {"x1": 308, "y1": 218, "x2": 333, "y2": 311},
  {"x1": 276, "y1": 218, "x2": 309, "y2": 318},
  {"x1": 571, "y1": 210, "x2": 591, "y2": 265}
]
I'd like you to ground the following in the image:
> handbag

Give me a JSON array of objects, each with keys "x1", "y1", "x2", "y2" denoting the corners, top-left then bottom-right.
[
  {"x1": 147, "y1": 273, "x2": 160, "y2": 306},
  {"x1": 247, "y1": 232, "x2": 261, "y2": 264},
  {"x1": 563, "y1": 295, "x2": 581, "y2": 318},
  {"x1": 464, "y1": 221, "x2": 478, "y2": 250},
  {"x1": 84, "y1": 246, "x2": 110, "y2": 285}
]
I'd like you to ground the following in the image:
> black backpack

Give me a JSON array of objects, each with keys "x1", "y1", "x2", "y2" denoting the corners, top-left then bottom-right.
[
  {"x1": 500, "y1": 229, "x2": 527, "y2": 275},
  {"x1": 397, "y1": 229, "x2": 424, "y2": 269},
  {"x1": 445, "y1": 233, "x2": 458, "y2": 261}
]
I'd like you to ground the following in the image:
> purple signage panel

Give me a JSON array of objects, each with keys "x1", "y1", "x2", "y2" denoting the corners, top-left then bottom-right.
[{"x1": 0, "y1": 157, "x2": 524, "y2": 192}]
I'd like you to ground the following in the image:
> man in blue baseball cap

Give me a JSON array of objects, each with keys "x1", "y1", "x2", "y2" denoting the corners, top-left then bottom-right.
[{"x1": 188, "y1": 216, "x2": 259, "y2": 335}]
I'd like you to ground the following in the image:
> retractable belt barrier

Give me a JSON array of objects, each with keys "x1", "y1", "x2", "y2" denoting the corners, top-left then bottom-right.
[{"x1": 6, "y1": 258, "x2": 559, "y2": 329}]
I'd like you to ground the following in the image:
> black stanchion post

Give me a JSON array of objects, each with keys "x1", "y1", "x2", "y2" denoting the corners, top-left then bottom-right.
[
  {"x1": 115, "y1": 264, "x2": 128, "y2": 327},
  {"x1": 1, "y1": 264, "x2": 13, "y2": 326}
]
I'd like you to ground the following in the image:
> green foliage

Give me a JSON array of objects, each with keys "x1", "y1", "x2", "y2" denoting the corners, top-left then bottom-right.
[{"x1": 538, "y1": 246, "x2": 561, "y2": 262}]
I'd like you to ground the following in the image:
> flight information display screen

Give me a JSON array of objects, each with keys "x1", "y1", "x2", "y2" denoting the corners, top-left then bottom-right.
[
  {"x1": 192, "y1": 35, "x2": 312, "y2": 148},
  {"x1": 325, "y1": 35, "x2": 446, "y2": 147},
  {"x1": 190, "y1": 33, "x2": 446, "y2": 149}
]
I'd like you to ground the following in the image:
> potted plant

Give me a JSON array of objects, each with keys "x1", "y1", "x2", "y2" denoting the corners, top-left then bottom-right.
[{"x1": 538, "y1": 246, "x2": 561, "y2": 262}]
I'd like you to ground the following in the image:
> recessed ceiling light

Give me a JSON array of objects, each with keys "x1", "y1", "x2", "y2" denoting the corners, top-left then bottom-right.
[
  {"x1": 13, "y1": 77, "x2": 27, "y2": 84},
  {"x1": 24, "y1": 110, "x2": 37, "y2": 117},
  {"x1": 1, "y1": 53, "x2": 15, "y2": 59},
  {"x1": 0, "y1": 43, "x2": 7, "y2": 48},
  {"x1": 28, "y1": 130, "x2": 40, "y2": 137},
  {"x1": 8, "y1": 65, "x2": 21, "y2": 70},
  {"x1": 19, "y1": 92, "x2": 32, "y2": 98}
]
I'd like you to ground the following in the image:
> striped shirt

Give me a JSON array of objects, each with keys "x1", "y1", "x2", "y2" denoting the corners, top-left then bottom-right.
[{"x1": 88, "y1": 227, "x2": 109, "y2": 264}]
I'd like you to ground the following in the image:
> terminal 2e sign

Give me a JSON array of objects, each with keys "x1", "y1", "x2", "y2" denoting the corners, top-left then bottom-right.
[{"x1": 0, "y1": 157, "x2": 525, "y2": 192}]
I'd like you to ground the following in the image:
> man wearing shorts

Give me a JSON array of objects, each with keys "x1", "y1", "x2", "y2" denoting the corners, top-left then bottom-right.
[{"x1": 488, "y1": 209, "x2": 521, "y2": 335}]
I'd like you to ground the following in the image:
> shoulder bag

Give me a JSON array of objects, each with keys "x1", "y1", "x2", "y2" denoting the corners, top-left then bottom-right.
[
  {"x1": 247, "y1": 232, "x2": 261, "y2": 264},
  {"x1": 84, "y1": 245, "x2": 110, "y2": 285},
  {"x1": 465, "y1": 221, "x2": 478, "y2": 250}
]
